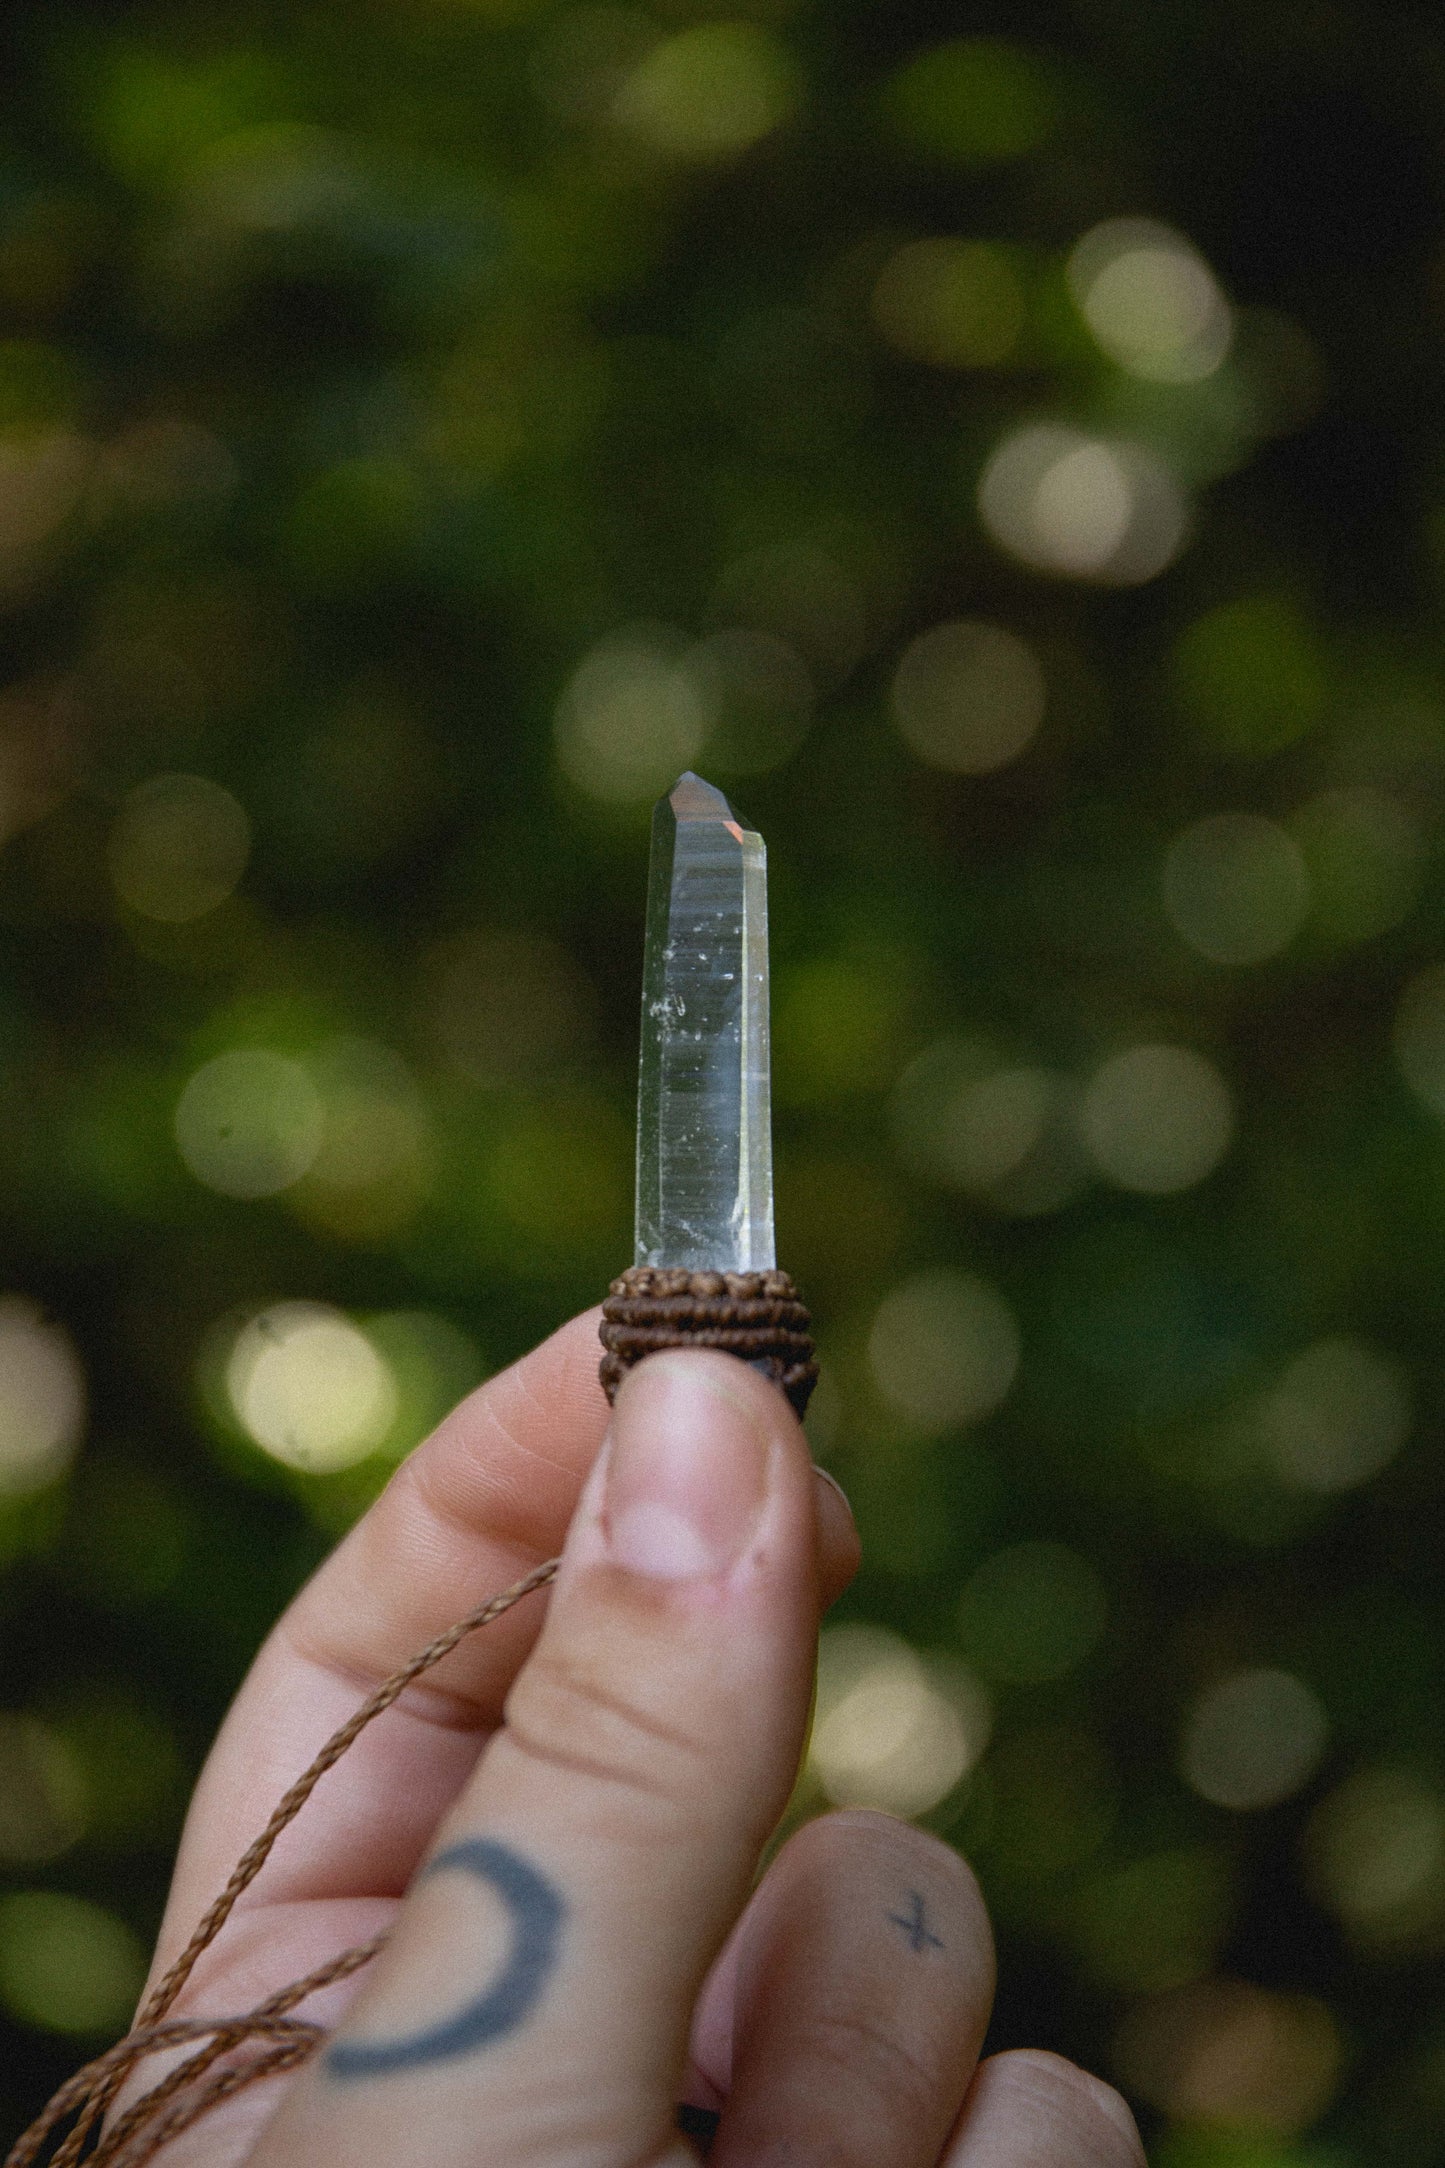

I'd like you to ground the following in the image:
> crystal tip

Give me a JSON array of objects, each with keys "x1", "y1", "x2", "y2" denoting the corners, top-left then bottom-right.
[{"x1": 666, "y1": 771, "x2": 736, "y2": 823}]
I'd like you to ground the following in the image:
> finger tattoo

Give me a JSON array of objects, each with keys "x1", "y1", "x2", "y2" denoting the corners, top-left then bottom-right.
[
  {"x1": 326, "y1": 1839, "x2": 565, "y2": 2079},
  {"x1": 887, "y1": 1889, "x2": 944, "y2": 1955}
]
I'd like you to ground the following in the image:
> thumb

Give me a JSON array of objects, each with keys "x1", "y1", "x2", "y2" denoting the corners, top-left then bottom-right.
[{"x1": 256, "y1": 1348, "x2": 821, "y2": 2168}]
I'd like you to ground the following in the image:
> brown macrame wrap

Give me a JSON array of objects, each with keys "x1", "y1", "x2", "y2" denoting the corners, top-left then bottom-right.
[{"x1": 598, "y1": 1267, "x2": 818, "y2": 1419}]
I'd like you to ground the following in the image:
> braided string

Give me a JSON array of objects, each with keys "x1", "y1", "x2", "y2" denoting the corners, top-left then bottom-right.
[
  {"x1": 598, "y1": 1269, "x2": 817, "y2": 1418},
  {"x1": 5, "y1": 1556, "x2": 560, "y2": 2168}
]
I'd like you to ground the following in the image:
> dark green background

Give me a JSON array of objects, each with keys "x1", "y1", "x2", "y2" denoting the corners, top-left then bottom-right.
[{"x1": 4, "y1": 1, "x2": 1445, "y2": 2159}]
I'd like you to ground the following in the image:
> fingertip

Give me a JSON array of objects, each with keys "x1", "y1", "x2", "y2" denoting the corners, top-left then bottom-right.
[
  {"x1": 612, "y1": 1345, "x2": 809, "y2": 1444},
  {"x1": 960, "y1": 2051, "x2": 1146, "y2": 2165},
  {"x1": 780, "y1": 1810, "x2": 994, "y2": 1977},
  {"x1": 588, "y1": 1354, "x2": 850, "y2": 1615},
  {"x1": 588, "y1": 1348, "x2": 820, "y2": 1588},
  {"x1": 703, "y1": 1807, "x2": 997, "y2": 2168},
  {"x1": 812, "y1": 1465, "x2": 861, "y2": 1608},
  {"x1": 519, "y1": 1304, "x2": 612, "y2": 1426},
  {"x1": 353, "y1": 1306, "x2": 616, "y2": 1623},
  {"x1": 425, "y1": 1304, "x2": 609, "y2": 1452}
]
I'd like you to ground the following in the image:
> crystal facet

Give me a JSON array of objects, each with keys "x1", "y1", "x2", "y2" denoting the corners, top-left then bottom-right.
[{"x1": 635, "y1": 772, "x2": 775, "y2": 1271}]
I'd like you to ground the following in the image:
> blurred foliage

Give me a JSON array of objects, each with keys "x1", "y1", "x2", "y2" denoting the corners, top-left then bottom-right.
[{"x1": 3, "y1": 0, "x2": 1445, "y2": 2157}]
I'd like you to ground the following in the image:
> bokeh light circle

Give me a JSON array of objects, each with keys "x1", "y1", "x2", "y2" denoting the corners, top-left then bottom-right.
[
  {"x1": 1080, "y1": 1044, "x2": 1234, "y2": 1195},
  {"x1": 937, "y1": 1065, "x2": 1055, "y2": 1190},
  {"x1": 175, "y1": 1050, "x2": 325, "y2": 1199},
  {"x1": 1163, "y1": 812, "x2": 1310, "y2": 965},
  {"x1": 1067, "y1": 217, "x2": 1231, "y2": 384},
  {"x1": 610, "y1": 23, "x2": 799, "y2": 165},
  {"x1": 1305, "y1": 1767, "x2": 1445, "y2": 1937},
  {"x1": 1075, "y1": 1846, "x2": 1234, "y2": 1995},
  {"x1": 1293, "y1": 785, "x2": 1422, "y2": 945},
  {"x1": 872, "y1": 237, "x2": 1024, "y2": 369},
  {"x1": 892, "y1": 1038, "x2": 1083, "y2": 1215},
  {"x1": 1172, "y1": 595, "x2": 1325, "y2": 757},
  {"x1": 1180, "y1": 1667, "x2": 1327, "y2": 1811},
  {"x1": 0, "y1": 1297, "x2": 86, "y2": 1497},
  {"x1": 1262, "y1": 1336, "x2": 1411, "y2": 1494},
  {"x1": 107, "y1": 774, "x2": 250, "y2": 923},
  {"x1": 294, "y1": 1037, "x2": 431, "y2": 1240},
  {"x1": 890, "y1": 620, "x2": 1045, "y2": 774},
  {"x1": 810, "y1": 1623, "x2": 990, "y2": 1815},
  {"x1": 554, "y1": 625, "x2": 710, "y2": 803},
  {"x1": 0, "y1": 1715, "x2": 87, "y2": 1864},
  {"x1": 1114, "y1": 1978, "x2": 1342, "y2": 2134},
  {"x1": 977, "y1": 424, "x2": 1189, "y2": 585},
  {"x1": 868, "y1": 1269, "x2": 1020, "y2": 1431},
  {"x1": 0, "y1": 1891, "x2": 146, "y2": 2036},
  {"x1": 225, "y1": 1302, "x2": 398, "y2": 1471}
]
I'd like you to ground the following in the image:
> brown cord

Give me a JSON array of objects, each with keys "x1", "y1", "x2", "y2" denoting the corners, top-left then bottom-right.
[
  {"x1": 5, "y1": 1556, "x2": 559, "y2": 2168},
  {"x1": 599, "y1": 1269, "x2": 818, "y2": 1418}
]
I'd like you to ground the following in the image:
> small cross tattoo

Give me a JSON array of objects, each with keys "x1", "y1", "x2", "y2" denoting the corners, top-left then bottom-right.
[{"x1": 888, "y1": 1889, "x2": 944, "y2": 1955}]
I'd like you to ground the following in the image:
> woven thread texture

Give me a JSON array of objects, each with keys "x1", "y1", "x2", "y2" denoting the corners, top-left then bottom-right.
[{"x1": 598, "y1": 1268, "x2": 818, "y2": 1418}]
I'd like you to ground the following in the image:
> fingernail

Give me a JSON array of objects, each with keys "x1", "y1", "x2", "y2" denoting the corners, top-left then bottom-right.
[
  {"x1": 812, "y1": 1464, "x2": 853, "y2": 1515},
  {"x1": 604, "y1": 1353, "x2": 772, "y2": 1579}
]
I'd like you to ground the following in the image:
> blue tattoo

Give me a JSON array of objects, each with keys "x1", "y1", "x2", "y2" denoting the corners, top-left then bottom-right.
[
  {"x1": 326, "y1": 1838, "x2": 565, "y2": 2079},
  {"x1": 888, "y1": 1889, "x2": 944, "y2": 1955}
]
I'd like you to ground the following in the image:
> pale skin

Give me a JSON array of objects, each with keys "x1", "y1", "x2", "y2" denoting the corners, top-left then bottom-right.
[{"x1": 129, "y1": 1310, "x2": 1146, "y2": 2168}]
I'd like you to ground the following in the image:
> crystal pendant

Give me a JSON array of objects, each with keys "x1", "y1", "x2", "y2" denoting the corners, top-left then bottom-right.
[{"x1": 634, "y1": 773, "x2": 775, "y2": 1272}]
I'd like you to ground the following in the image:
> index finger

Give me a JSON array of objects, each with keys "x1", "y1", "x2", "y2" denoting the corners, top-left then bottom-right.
[{"x1": 154, "y1": 1308, "x2": 613, "y2": 1963}]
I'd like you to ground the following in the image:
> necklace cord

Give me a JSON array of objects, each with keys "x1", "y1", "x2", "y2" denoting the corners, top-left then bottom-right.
[{"x1": 4, "y1": 1557, "x2": 560, "y2": 2168}]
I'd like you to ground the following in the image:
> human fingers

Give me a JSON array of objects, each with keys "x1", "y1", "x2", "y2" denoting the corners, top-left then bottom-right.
[
  {"x1": 152, "y1": 1315, "x2": 856, "y2": 1985},
  {"x1": 944, "y1": 2051, "x2": 1146, "y2": 2167},
  {"x1": 694, "y1": 1809, "x2": 995, "y2": 2168},
  {"x1": 246, "y1": 1348, "x2": 826, "y2": 2168},
  {"x1": 151, "y1": 1308, "x2": 608, "y2": 1973}
]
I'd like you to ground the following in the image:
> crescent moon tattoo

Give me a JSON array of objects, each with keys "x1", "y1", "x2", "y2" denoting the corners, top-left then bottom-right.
[{"x1": 326, "y1": 1838, "x2": 565, "y2": 2079}]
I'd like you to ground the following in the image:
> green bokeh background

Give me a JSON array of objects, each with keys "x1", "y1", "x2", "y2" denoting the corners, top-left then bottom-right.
[{"x1": 4, "y1": 1, "x2": 1445, "y2": 2158}]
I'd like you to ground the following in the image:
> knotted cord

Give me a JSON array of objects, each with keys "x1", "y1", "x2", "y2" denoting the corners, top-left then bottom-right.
[{"x1": 5, "y1": 1557, "x2": 560, "y2": 2168}]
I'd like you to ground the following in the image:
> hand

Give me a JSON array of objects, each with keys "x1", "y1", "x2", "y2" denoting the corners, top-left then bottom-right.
[{"x1": 131, "y1": 1312, "x2": 1145, "y2": 2167}]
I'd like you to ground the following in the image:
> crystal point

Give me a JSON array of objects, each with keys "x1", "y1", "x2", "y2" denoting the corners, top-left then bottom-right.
[{"x1": 635, "y1": 772, "x2": 775, "y2": 1272}]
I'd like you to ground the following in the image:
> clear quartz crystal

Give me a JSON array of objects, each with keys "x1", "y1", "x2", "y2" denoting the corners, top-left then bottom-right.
[{"x1": 635, "y1": 772, "x2": 775, "y2": 1271}]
